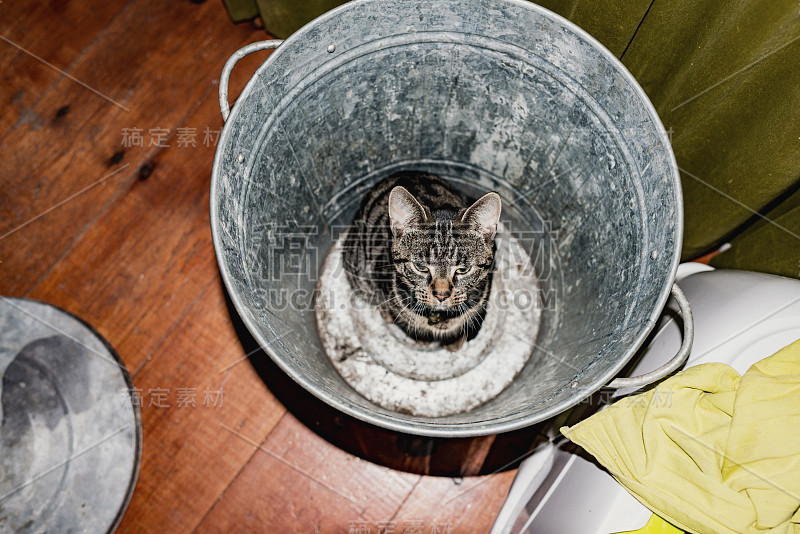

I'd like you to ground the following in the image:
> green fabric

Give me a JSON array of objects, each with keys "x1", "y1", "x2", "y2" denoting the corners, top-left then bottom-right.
[
  {"x1": 221, "y1": 0, "x2": 344, "y2": 37},
  {"x1": 710, "y1": 185, "x2": 800, "y2": 279},
  {"x1": 222, "y1": 0, "x2": 259, "y2": 22},
  {"x1": 561, "y1": 338, "x2": 800, "y2": 534},
  {"x1": 532, "y1": 0, "x2": 652, "y2": 57},
  {"x1": 619, "y1": 0, "x2": 800, "y2": 260},
  {"x1": 536, "y1": 0, "x2": 800, "y2": 263},
  {"x1": 254, "y1": 0, "x2": 346, "y2": 38}
]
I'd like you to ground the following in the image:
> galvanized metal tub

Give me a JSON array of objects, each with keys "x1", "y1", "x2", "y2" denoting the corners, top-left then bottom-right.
[{"x1": 210, "y1": 0, "x2": 692, "y2": 437}]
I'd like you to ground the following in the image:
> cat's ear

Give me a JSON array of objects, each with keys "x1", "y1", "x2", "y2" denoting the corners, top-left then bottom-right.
[
  {"x1": 388, "y1": 186, "x2": 427, "y2": 236},
  {"x1": 462, "y1": 192, "x2": 502, "y2": 240}
]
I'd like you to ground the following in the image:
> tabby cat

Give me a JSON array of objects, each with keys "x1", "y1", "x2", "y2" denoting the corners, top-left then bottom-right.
[{"x1": 343, "y1": 171, "x2": 502, "y2": 349}]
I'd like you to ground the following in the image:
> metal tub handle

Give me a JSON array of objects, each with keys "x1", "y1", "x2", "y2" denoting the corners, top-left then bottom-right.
[
  {"x1": 219, "y1": 40, "x2": 283, "y2": 122},
  {"x1": 606, "y1": 283, "x2": 694, "y2": 389}
]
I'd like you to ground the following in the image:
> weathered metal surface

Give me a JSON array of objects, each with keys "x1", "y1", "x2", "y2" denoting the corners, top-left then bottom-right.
[
  {"x1": 211, "y1": 0, "x2": 684, "y2": 437},
  {"x1": 0, "y1": 298, "x2": 141, "y2": 533}
]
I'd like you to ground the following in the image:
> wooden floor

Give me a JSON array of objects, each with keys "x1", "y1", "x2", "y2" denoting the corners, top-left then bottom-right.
[{"x1": 0, "y1": 2, "x2": 526, "y2": 532}]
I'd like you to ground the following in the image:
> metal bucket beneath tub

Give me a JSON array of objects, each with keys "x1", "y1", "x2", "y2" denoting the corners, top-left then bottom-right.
[{"x1": 210, "y1": 0, "x2": 692, "y2": 437}]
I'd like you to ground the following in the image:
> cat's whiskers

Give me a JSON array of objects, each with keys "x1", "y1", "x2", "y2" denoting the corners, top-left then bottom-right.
[
  {"x1": 463, "y1": 299, "x2": 486, "y2": 335},
  {"x1": 462, "y1": 305, "x2": 479, "y2": 336},
  {"x1": 378, "y1": 291, "x2": 413, "y2": 309},
  {"x1": 378, "y1": 295, "x2": 413, "y2": 316},
  {"x1": 403, "y1": 301, "x2": 425, "y2": 338},
  {"x1": 459, "y1": 303, "x2": 474, "y2": 335}
]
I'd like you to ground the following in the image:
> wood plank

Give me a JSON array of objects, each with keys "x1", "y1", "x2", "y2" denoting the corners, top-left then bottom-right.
[
  {"x1": 27, "y1": 87, "x2": 226, "y2": 374},
  {"x1": 0, "y1": 0, "x2": 131, "y2": 137},
  {"x1": 23, "y1": 38, "x2": 277, "y2": 374},
  {"x1": 390, "y1": 471, "x2": 515, "y2": 532},
  {"x1": 115, "y1": 279, "x2": 287, "y2": 533},
  {"x1": 0, "y1": 0, "x2": 260, "y2": 296},
  {"x1": 263, "y1": 414, "x2": 419, "y2": 522},
  {"x1": 459, "y1": 435, "x2": 498, "y2": 477},
  {"x1": 194, "y1": 437, "x2": 364, "y2": 533},
  {"x1": 196, "y1": 412, "x2": 420, "y2": 532}
]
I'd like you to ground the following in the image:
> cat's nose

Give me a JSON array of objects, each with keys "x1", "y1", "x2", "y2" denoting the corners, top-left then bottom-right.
[
  {"x1": 432, "y1": 289, "x2": 451, "y2": 301},
  {"x1": 432, "y1": 279, "x2": 451, "y2": 301}
]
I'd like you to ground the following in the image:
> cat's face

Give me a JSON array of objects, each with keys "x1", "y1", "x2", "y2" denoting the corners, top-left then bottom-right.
[{"x1": 388, "y1": 187, "x2": 501, "y2": 313}]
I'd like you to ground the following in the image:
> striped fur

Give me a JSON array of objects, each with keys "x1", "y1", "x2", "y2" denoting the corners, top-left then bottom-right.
[{"x1": 343, "y1": 171, "x2": 499, "y2": 346}]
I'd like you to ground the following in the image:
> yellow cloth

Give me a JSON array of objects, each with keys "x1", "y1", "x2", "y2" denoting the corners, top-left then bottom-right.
[
  {"x1": 619, "y1": 514, "x2": 685, "y2": 534},
  {"x1": 561, "y1": 338, "x2": 800, "y2": 534}
]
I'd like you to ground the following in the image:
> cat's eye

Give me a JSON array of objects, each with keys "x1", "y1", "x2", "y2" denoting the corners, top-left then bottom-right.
[
  {"x1": 413, "y1": 262, "x2": 429, "y2": 272},
  {"x1": 455, "y1": 266, "x2": 471, "y2": 275}
]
